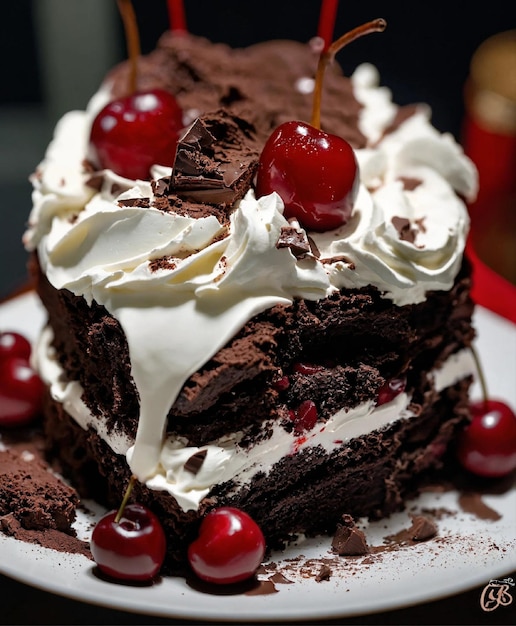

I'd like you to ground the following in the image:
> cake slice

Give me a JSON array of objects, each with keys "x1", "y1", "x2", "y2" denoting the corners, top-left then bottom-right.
[{"x1": 24, "y1": 31, "x2": 478, "y2": 572}]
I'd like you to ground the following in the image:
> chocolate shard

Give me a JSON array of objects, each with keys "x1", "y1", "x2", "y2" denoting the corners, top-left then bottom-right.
[
  {"x1": 276, "y1": 225, "x2": 311, "y2": 257},
  {"x1": 409, "y1": 515, "x2": 437, "y2": 541},
  {"x1": 315, "y1": 564, "x2": 332, "y2": 582},
  {"x1": 168, "y1": 110, "x2": 259, "y2": 207},
  {"x1": 117, "y1": 197, "x2": 151, "y2": 208},
  {"x1": 331, "y1": 514, "x2": 369, "y2": 556},
  {"x1": 184, "y1": 449, "x2": 208, "y2": 475},
  {"x1": 392, "y1": 215, "x2": 418, "y2": 244}
]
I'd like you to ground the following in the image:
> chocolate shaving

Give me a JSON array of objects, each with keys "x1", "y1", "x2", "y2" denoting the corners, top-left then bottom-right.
[
  {"x1": 184, "y1": 450, "x2": 207, "y2": 475},
  {"x1": 85, "y1": 173, "x2": 104, "y2": 192},
  {"x1": 320, "y1": 255, "x2": 355, "y2": 270},
  {"x1": 397, "y1": 176, "x2": 422, "y2": 191},
  {"x1": 276, "y1": 226, "x2": 311, "y2": 257},
  {"x1": 111, "y1": 182, "x2": 126, "y2": 196},
  {"x1": 117, "y1": 197, "x2": 151, "y2": 208},
  {"x1": 392, "y1": 216, "x2": 417, "y2": 244}
]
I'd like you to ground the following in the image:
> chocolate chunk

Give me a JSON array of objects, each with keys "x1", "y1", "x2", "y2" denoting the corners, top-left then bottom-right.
[
  {"x1": 409, "y1": 515, "x2": 437, "y2": 541},
  {"x1": 152, "y1": 177, "x2": 170, "y2": 197},
  {"x1": 315, "y1": 564, "x2": 332, "y2": 581},
  {"x1": 332, "y1": 516, "x2": 369, "y2": 556},
  {"x1": 276, "y1": 226, "x2": 311, "y2": 257},
  {"x1": 184, "y1": 449, "x2": 208, "y2": 475},
  {"x1": 85, "y1": 172, "x2": 104, "y2": 191},
  {"x1": 117, "y1": 197, "x2": 151, "y2": 208},
  {"x1": 168, "y1": 110, "x2": 259, "y2": 208}
]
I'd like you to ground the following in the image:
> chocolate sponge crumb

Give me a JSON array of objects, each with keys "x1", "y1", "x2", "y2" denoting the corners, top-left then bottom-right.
[{"x1": 0, "y1": 441, "x2": 90, "y2": 558}]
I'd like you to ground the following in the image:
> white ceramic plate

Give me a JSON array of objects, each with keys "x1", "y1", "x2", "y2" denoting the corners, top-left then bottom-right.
[{"x1": 0, "y1": 291, "x2": 515, "y2": 622}]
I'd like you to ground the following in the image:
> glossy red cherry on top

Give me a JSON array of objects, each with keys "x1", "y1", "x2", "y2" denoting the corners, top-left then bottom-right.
[
  {"x1": 90, "y1": 502, "x2": 166, "y2": 581},
  {"x1": 188, "y1": 507, "x2": 266, "y2": 585},
  {"x1": 256, "y1": 121, "x2": 359, "y2": 232},
  {"x1": 89, "y1": 88, "x2": 183, "y2": 180},
  {"x1": 457, "y1": 399, "x2": 516, "y2": 478}
]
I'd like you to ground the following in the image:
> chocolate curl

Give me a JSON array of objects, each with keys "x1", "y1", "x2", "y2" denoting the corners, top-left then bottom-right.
[{"x1": 167, "y1": 0, "x2": 188, "y2": 33}]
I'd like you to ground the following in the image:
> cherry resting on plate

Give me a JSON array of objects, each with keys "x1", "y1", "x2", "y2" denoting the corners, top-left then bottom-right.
[
  {"x1": 91, "y1": 501, "x2": 166, "y2": 582},
  {"x1": 0, "y1": 330, "x2": 44, "y2": 428},
  {"x1": 188, "y1": 507, "x2": 266, "y2": 584},
  {"x1": 89, "y1": 88, "x2": 183, "y2": 180},
  {"x1": 255, "y1": 18, "x2": 386, "y2": 232},
  {"x1": 457, "y1": 399, "x2": 516, "y2": 478}
]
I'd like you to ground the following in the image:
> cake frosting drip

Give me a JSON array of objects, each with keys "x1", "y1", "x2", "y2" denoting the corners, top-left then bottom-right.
[{"x1": 24, "y1": 34, "x2": 478, "y2": 496}]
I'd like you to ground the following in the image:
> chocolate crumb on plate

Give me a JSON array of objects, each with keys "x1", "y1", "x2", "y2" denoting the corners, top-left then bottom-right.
[{"x1": 332, "y1": 514, "x2": 369, "y2": 556}]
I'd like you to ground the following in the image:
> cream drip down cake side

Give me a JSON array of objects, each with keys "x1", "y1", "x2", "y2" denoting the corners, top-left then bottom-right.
[{"x1": 23, "y1": 26, "x2": 480, "y2": 573}]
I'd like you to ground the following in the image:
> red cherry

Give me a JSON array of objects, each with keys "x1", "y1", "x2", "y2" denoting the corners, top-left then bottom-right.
[
  {"x1": 0, "y1": 356, "x2": 44, "y2": 428},
  {"x1": 272, "y1": 375, "x2": 290, "y2": 391},
  {"x1": 377, "y1": 377, "x2": 407, "y2": 406},
  {"x1": 457, "y1": 399, "x2": 516, "y2": 478},
  {"x1": 293, "y1": 361, "x2": 324, "y2": 375},
  {"x1": 187, "y1": 507, "x2": 266, "y2": 585},
  {"x1": 89, "y1": 88, "x2": 183, "y2": 180},
  {"x1": 256, "y1": 121, "x2": 359, "y2": 232},
  {"x1": 0, "y1": 331, "x2": 32, "y2": 362},
  {"x1": 289, "y1": 399, "x2": 319, "y2": 434},
  {"x1": 90, "y1": 503, "x2": 166, "y2": 581}
]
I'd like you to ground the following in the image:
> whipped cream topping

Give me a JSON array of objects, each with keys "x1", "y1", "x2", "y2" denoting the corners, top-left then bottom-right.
[
  {"x1": 35, "y1": 326, "x2": 476, "y2": 512},
  {"x1": 24, "y1": 62, "x2": 477, "y2": 491}
]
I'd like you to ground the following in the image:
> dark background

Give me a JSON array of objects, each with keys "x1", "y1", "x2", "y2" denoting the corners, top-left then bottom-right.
[{"x1": 0, "y1": 0, "x2": 515, "y2": 299}]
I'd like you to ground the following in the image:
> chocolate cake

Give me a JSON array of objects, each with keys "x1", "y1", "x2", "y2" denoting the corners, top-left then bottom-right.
[{"x1": 23, "y1": 31, "x2": 478, "y2": 572}]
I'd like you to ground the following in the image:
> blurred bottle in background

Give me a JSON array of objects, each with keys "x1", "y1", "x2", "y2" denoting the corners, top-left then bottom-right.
[{"x1": 462, "y1": 29, "x2": 516, "y2": 321}]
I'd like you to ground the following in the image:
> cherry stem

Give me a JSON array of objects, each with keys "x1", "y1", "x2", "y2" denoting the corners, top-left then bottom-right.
[
  {"x1": 116, "y1": 0, "x2": 141, "y2": 95},
  {"x1": 167, "y1": 0, "x2": 188, "y2": 33},
  {"x1": 470, "y1": 345, "x2": 489, "y2": 408},
  {"x1": 311, "y1": 17, "x2": 387, "y2": 129},
  {"x1": 114, "y1": 474, "x2": 137, "y2": 523},
  {"x1": 317, "y1": 0, "x2": 339, "y2": 54}
]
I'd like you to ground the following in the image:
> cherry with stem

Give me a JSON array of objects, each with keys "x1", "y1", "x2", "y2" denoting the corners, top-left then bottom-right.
[
  {"x1": 456, "y1": 345, "x2": 516, "y2": 478},
  {"x1": 89, "y1": 0, "x2": 183, "y2": 180},
  {"x1": 90, "y1": 475, "x2": 167, "y2": 582},
  {"x1": 256, "y1": 19, "x2": 386, "y2": 232}
]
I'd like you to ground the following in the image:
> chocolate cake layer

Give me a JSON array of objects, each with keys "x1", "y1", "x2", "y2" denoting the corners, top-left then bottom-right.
[
  {"x1": 30, "y1": 254, "x2": 475, "y2": 443},
  {"x1": 32, "y1": 252, "x2": 475, "y2": 570}
]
